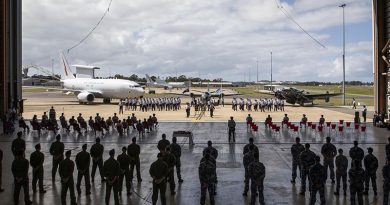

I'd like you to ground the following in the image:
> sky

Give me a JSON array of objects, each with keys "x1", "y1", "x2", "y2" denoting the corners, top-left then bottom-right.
[{"x1": 22, "y1": 0, "x2": 373, "y2": 82}]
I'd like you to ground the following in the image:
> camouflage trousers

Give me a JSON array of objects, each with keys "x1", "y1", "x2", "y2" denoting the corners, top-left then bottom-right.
[
  {"x1": 200, "y1": 182, "x2": 215, "y2": 205},
  {"x1": 291, "y1": 160, "x2": 301, "y2": 180},
  {"x1": 365, "y1": 173, "x2": 377, "y2": 192},
  {"x1": 384, "y1": 183, "x2": 390, "y2": 205},
  {"x1": 309, "y1": 185, "x2": 325, "y2": 205},
  {"x1": 323, "y1": 158, "x2": 335, "y2": 180},
  {"x1": 301, "y1": 169, "x2": 311, "y2": 192},
  {"x1": 336, "y1": 172, "x2": 347, "y2": 192},
  {"x1": 244, "y1": 168, "x2": 250, "y2": 193},
  {"x1": 250, "y1": 180, "x2": 264, "y2": 205},
  {"x1": 350, "y1": 184, "x2": 364, "y2": 205}
]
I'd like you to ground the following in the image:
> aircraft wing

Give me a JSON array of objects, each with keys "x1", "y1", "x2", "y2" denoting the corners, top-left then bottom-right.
[
  {"x1": 304, "y1": 93, "x2": 341, "y2": 100},
  {"x1": 40, "y1": 87, "x2": 104, "y2": 97}
]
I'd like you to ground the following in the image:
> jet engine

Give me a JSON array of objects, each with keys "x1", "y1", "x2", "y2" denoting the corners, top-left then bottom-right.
[{"x1": 77, "y1": 92, "x2": 95, "y2": 103}]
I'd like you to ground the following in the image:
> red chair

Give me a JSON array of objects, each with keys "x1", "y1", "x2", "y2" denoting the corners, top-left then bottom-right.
[
  {"x1": 346, "y1": 122, "x2": 351, "y2": 128},
  {"x1": 308, "y1": 122, "x2": 312, "y2": 127},
  {"x1": 326, "y1": 122, "x2": 331, "y2": 127},
  {"x1": 339, "y1": 120, "x2": 344, "y2": 125},
  {"x1": 338, "y1": 125, "x2": 344, "y2": 137},
  {"x1": 354, "y1": 124, "x2": 360, "y2": 132},
  {"x1": 361, "y1": 126, "x2": 366, "y2": 133},
  {"x1": 253, "y1": 125, "x2": 258, "y2": 132},
  {"x1": 311, "y1": 124, "x2": 316, "y2": 130}
]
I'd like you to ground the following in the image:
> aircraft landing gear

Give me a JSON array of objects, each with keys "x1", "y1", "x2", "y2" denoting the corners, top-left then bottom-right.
[{"x1": 103, "y1": 98, "x2": 111, "y2": 104}]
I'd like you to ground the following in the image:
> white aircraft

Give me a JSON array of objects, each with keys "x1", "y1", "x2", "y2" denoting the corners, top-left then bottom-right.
[
  {"x1": 58, "y1": 52, "x2": 144, "y2": 104},
  {"x1": 145, "y1": 74, "x2": 185, "y2": 89}
]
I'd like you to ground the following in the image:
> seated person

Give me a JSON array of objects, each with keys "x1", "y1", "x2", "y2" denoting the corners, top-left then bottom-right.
[
  {"x1": 136, "y1": 120, "x2": 144, "y2": 136},
  {"x1": 41, "y1": 112, "x2": 49, "y2": 129},
  {"x1": 69, "y1": 116, "x2": 77, "y2": 127},
  {"x1": 147, "y1": 116, "x2": 154, "y2": 131},
  {"x1": 60, "y1": 114, "x2": 70, "y2": 132},
  {"x1": 88, "y1": 116, "x2": 94, "y2": 131},
  {"x1": 100, "y1": 117, "x2": 108, "y2": 133},
  {"x1": 49, "y1": 106, "x2": 56, "y2": 121},
  {"x1": 151, "y1": 113, "x2": 158, "y2": 128},
  {"x1": 122, "y1": 119, "x2": 129, "y2": 133},
  {"x1": 112, "y1": 113, "x2": 119, "y2": 125},
  {"x1": 116, "y1": 120, "x2": 124, "y2": 136},
  {"x1": 131, "y1": 113, "x2": 137, "y2": 129},
  {"x1": 319, "y1": 115, "x2": 325, "y2": 126},
  {"x1": 79, "y1": 119, "x2": 88, "y2": 132},
  {"x1": 282, "y1": 114, "x2": 289, "y2": 127},
  {"x1": 77, "y1": 113, "x2": 84, "y2": 124},
  {"x1": 72, "y1": 122, "x2": 81, "y2": 135},
  {"x1": 126, "y1": 116, "x2": 132, "y2": 128},
  {"x1": 142, "y1": 118, "x2": 149, "y2": 133},
  {"x1": 106, "y1": 117, "x2": 113, "y2": 130},
  {"x1": 265, "y1": 115, "x2": 272, "y2": 127},
  {"x1": 246, "y1": 114, "x2": 253, "y2": 128},
  {"x1": 18, "y1": 116, "x2": 30, "y2": 132},
  {"x1": 300, "y1": 114, "x2": 308, "y2": 128}
]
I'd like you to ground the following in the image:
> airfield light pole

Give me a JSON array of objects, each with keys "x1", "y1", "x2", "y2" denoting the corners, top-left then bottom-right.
[
  {"x1": 340, "y1": 3, "x2": 346, "y2": 105},
  {"x1": 51, "y1": 59, "x2": 54, "y2": 87},
  {"x1": 270, "y1": 52, "x2": 273, "y2": 88},
  {"x1": 257, "y1": 57, "x2": 259, "y2": 83}
]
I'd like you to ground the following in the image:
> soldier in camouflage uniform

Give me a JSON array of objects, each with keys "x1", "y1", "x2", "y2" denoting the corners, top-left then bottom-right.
[
  {"x1": 363, "y1": 147, "x2": 378, "y2": 196},
  {"x1": 90, "y1": 137, "x2": 105, "y2": 182},
  {"x1": 334, "y1": 149, "x2": 348, "y2": 196},
  {"x1": 157, "y1": 134, "x2": 170, "y2": 152},
  {"x1": 243, "y1": 145, "x2": 255, "y2": 196},
  {"x1": 203, "y1": 141, "x2": 218, "y2": 185},
  {"x1": 199, "y1": 153, "x2": 216, "y2": 205},
  {"x1": 12, "y1": 132, "x2": 26, "y2": 156},
  {"x1": 30, "y1": 143, "x2": 46, "y2": 193},
  {"x1": 299, "y1": 143, "x2": 316, "y2": 195},
  {"x1": 59, "y1": 150, "x2": 77, "y2": 205},
  {"x1": 50, "y1": 134, "x2": 64, "y2": 181},
  {"x1": 309, "y1": 156, "x2": 326, "y2": 205},
  {"x1": 243, "y1": 137, "x2": 259, "y2": 156},
  {"x1": 383, "y1": 157, "x2": 390, "y2": 205},
  {"x1": 150, "y1": 153, "x2": 169, "y2": 205},
  {"x1": 349, "y1": 160, "x2": 365, "y2": 205},
  {"x1": 163, "y1": 146, "x2": 176, "y2": 195},
  {"x1": 291, "y1": 137, "x2": 305, "y2": 183},
  {"x1": 117, "y1": 146, "x2": 131, "y2": 196},
  {"x1": 170, "y1": 137, "x2": 184, "y2": 183},
  {"x1": 104, "y1": 149, "x2": 121, "y2": 205},
  {"x1": 248, "y1": 152, "x2": 265, "y2": 205},
  {"x1": 321, "y1": 137, "x2": 337, "y2": 183},
  {"x1": 75, "y1": 144, "x2": 91, "y2": 195},
  {"x1": 12, "y1": 150, "x2": 32, "y2": 205},
  {"x1": 128, "y1": 137, "x2": 142, "y2": 182},
  {"x1": 349, "y1": 141, "x2": 364, "y2": 164}
]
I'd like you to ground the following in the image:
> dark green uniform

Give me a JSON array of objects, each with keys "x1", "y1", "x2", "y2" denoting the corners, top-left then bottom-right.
[
  {"x1": 117, "y1": 152, "x2": 131, "y2": 193},
  {"x1": 12, "y1": 137, "x2": 26, "y2": 156},
  {"x1": 383, "y1": 163, "x2": 390, "y2": 205},
  {"x1": 127, "y1": 143, "x2": 142, "y2": 181},
  {"x1": 59, "y1": 158, "x2": 76, "y2": 205},
  {"x1": 309, "y1": 163, "x2": 327, "y2": 205},
  {"x1": 349, "y1": 166, "x2": 365, "y2": 205},
  {"x1": 163, "y1": 152, "x2": 176, "y2": 193},
  {"x1": 150, "y1": 158, "x2": 169, "y2": 205},
  {"x1": 321, "y1": 142, "x2": 337, "y2": 181},
  {"x1": 243, "y1": 150, "x2": 255, "y2": 194},
  {"x1": 300, "y1": 149, "x2": 316, "y2": 193},
  {"x1": 157, "y1": 139, "x2": 170, "y2": 152},
  {"x1": 243, "y1": 143, "x2": 259, "y2": 156},
  {"x1": 199, "y1": 159, "x2": 216, "y2": 205},
  {"x1": 103, "y1": 157, "x2": 121, "y2": 205},
  {"x1": 12, "y1": 156, "x2": 31, "y2": 204},
  {"x1": 90, "y1": 143, "x2": 104, "y2": 181},
  {"x1": 50, "y1": 141, "x2": 65, "y2": 180},
  {"x1": 349, "y1": 146, "x2": 364, "y2": 163},
  {"x1": 75, "y1": 150, "x2": 91, "y2": 194},
  {"x1": 364, "y1": 153, "x2": 378, "y2": 193},
  {"x1": 291, "y1": 143, "x2": 305, "y2": 182},
  {"x1": 335, "y1": 154, "x2": 348, "y2": 193},
  {"x1": 30, "y1": 150, "x2": 45, "y2": 192},
  {"x1": 248, "y1": 160, "x2": 265, "y2": 205},
  {"x1": 170, "y1": 142, "x2": 183, "y2": 181}
]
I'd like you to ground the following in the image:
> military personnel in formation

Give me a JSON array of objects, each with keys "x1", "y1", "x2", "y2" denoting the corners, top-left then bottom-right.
[
  {"x1": 243, "y1": 137, "x2": 259, "y2": 156},
  {"x1": 50, "y1": 134, "x2": 65, "y2": 181},
  {"x1": 59, "y1": 150, "x2": 77, "y2": 205},
  {"x1": 321, "y1": 137, "x2": 337, "y2": 183},
  {"x1": 383, "y1": 157, "x2": 390, "y2": 205},
  {"x1": 150, "y1": 153, "x2": 169, "y2": 205},
  {"x1": 170, "y1": 137, "x2": 184, "y2": 183},
  {"x1": 128, "y1": 137, "x2": 142, "y2": 182},
  {"x1": 104, "y1": 149, "x2": 121, "y2": 205},
  {"x1": 75, "y1": 144, "x2": 91, "y2": 195},
  {"x1": 334, "y1": 149, "x2": 348, "y2": 196},
  {"x1": 12, "y1": 131, "x2": 26, "y2": 156},
  {"x1": 0, "y1": 148, "x2": 3, "y2": 192},
  {"x1": 349, "y1": 141, "x2": 364, "y2": 164},
  {"x1": 363, "y1": 147, "x2": 378, "y2": 195},
  {"x1": 117, "y1": 146, "x2": 131, "y2": 196},
  {"x1": 243, "y1": 145, "x2": 255, "y2": 196},
  {"x1": 30, "y1": 144, "x2": 46, "y2": 194},
  {"x1": 12, "y1": 150, "x2": 32, "y2": 205},
  {"x1": 248, "y1": 152, "x2": 266, "y2": 205},
  {"x1": 386, "y1": 137, "x2": 390, "y2": 160},
  {"x1": 349, "y1": 160, "x2": 365, "y2": 205},
  {"x1": 299, "y1": 143, "x2": 316, "y2": 195},
  {"x1": 163, "y1": 146, "x2": 177, "y2": 195},
  {"x1": 90, "y1": 137, "x2": 105, "y2": 182},
  {"x1": 291, "y1": 137, "x2": 305, "y2": 184},
  {"x1": 199, "y1": 153, "x2": 217, "y2": 205},
  {"x1": 158, "y1": 134, "x2": 171, "y2": 152},
  {"x1": 309, "y1": 156, "x2": 327, "y2": 205}
]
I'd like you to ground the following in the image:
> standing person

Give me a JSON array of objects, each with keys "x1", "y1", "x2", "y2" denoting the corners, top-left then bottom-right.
[
  {"x1": 349, "y1": 160, "x2": 365, "y2": 205},
  {"x1": 117, "y1": 147, "x2": 131, "y2": 196},
  {"x1": 321, "y1": 137, "x2": 337, "y2": 183},
  {"x1": 362, "y1": 105, "x2": 367, "y2": 123},
  {"x1": 228, "y1": 116, "x2": 236, "y2": 142},
  {"x1": 383, "y1": 157, "x2": 390, "y2": 205},
  {"x1": 386, "y1": 137, "x2": 390, "y2": 160},
  {"x1": 104, "y1": 149, "x2": 121, "y2": 205},
  {"x1": 50, "y1": 134, "x2": 65, "y2": 181},
  {"x1": 30, "y1": 144, "x2": 46, "y2": 194},
  {"x1": 309, "y1": 156, "x2": 327, "y2": 205},
  {"x1": 150, "y1": 153, "x2": 169, "y2": 205},
  {"x1": 128, "y1": 137, "x2": 142, "y2": 183},
  {"x1": 246, "y1": 114, "x2": 253, "y2": 131},
  {"x1": 0, "y1": 148, "x2": 3, "y2": 192},
  {"x1": 209, "y1": 103, "x2": 215, "y2": 118},
  {"x1": 59, "y1": 150, "x2": 77, "y2": 205},
  {"x1": 170, "y1": 137, "x2": 184, "y2": 183},
  {"x1": 299, "y1": 143, "x2": 316, "y2": 195},
  {"x1": 319, "y1": 115, "x2": 325, "y2": 126},
  {"x1": 248, "y1": 152, "x2": 266, "y2": 205},
  {"x1": 119, "y1": 100, "x2": 124, "y2": 115},
  {"x1": 90, "y1": 137, "x2": 105, "y2": 183},
  {"x1": 349, "y1": 141, "x2": 364, "y2": 164},
  {"x1": 199, "y1": 153, "x2": 216, "y2": 205},
  {"x1": 363, "y1": 147, "x2": 378, "y2": 196},
  {"x1": 352, "y1": 98, "x2": 357, "y2": 109},
  {"x1": 75, "y1": 144, "x2": 91, "y2": 195},
  {"x1": 12, "y1": 131, "x2": 26, "y2": 156},
  {"x1": 157, "y1": 134, "x2": 170, "y2": 152},
  {"x1": 12, "y1": 151, "x2": 32, "y2": 205},
  {"x1": 291, "y1": 137, "x2": 305, "y2": 184},
  {"x1": 163, "y1": 147, "x2": 176, "y2": 195},
  {"x1": 334, "y1": 149, "x2": 348, "y2": 196},
  {"x1": 242, "y1": 145, "x2": 255, "y2": 196}
]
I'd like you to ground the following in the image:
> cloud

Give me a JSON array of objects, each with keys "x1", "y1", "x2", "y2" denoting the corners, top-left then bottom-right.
[{"x1": 22, "y1": 0, "x2": 372, "y2": 82}]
